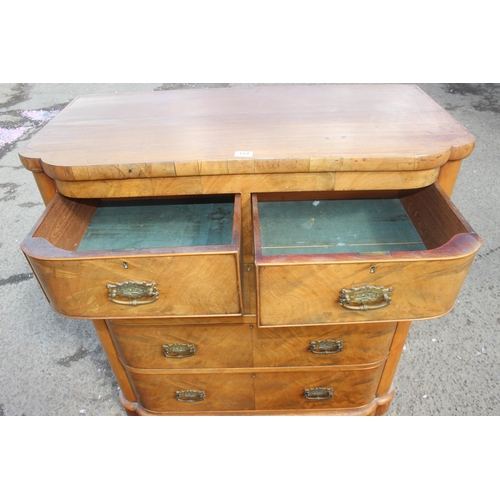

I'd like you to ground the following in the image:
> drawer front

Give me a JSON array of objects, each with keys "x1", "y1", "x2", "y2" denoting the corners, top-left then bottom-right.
[
  {"x1": 127, "y1": 371, "x2": 255, "y2": 412},
  {"x1": 22, "y1": 194, "x2": 242, "y2": 319},
  {"x1": 253, "y1": 185, "x2": 481, "y2": 327},
  {"x1": 26, "y1": 253, "x2": 242, "y2": 318},
  {"x1": 108, "y1": 322, "x2": 253, "y2": 369},
  {"x1": 253, "y1": 322, "x2": 396, "y2": 366},
  {"x1": 257, "y1": 254, "x2": 477, "y2": 326},
  {"x1": 254, "y1": 364, "x2": 385, "y2": 411}
]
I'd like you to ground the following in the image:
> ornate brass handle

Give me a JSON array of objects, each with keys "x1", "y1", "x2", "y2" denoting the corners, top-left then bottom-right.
[
  {"x1": 339, "y1": 285, "x2": 392, "y2": 311},
  {"x1": 303, "y1": 387, "x2": 334, "y2": 400},
  {"x1": 163, "y1": 343, "x2": 197, "y2": 358},
  {"x1": 175, "y1": 390, "x2": 205, "y2": 403},
  {"x1": 310, "y1": 339, "x2": 343, "y2": 355},
  {"x1": 107, "y1": 280, "x2": 159, "y2": 306}
]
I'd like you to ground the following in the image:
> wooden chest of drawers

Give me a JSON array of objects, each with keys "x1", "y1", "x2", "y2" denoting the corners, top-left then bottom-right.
[{"x1": 19, "y1": 84, "x2": 481, "y2": 416}]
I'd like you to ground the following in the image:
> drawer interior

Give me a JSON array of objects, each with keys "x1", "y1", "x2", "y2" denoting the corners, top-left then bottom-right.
[
  {"x1": 258, "y1": 197, "x2": 425, "y2": 255},
  {"x1": 253, "y1": 184, "x2": 472, "y2": 257},
  {"x1": 33, "y1": 194, "x2": 239, "y2": 252}
]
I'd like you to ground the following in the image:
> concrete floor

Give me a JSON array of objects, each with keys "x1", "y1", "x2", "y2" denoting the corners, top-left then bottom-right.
[{"x1": 1, "y1": 82, "x2": 498, "y2": 416}]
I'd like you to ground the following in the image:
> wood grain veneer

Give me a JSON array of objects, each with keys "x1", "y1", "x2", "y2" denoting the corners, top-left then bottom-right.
[
  {"x1": 253, "y1": 323, "x2": 396, "y2": 366},
  {"x1": 19, "y1": 85, "x2": 475, "y2": 183},
  {"x1": 254, "y1": 362, "x2": 386, "y2": 411},
  {"x1": 108, "y1": 322, "x2": 253, "y2": 369}
]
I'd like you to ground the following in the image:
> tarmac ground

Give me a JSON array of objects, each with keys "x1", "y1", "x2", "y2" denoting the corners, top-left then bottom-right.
[{"x1": 1, "y1": 82, "x2": 499, "y2": 416}]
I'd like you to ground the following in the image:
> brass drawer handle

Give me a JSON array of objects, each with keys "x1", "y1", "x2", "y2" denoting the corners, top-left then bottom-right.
[
  {"x1": 303, "y1": 387, "x2": 333, "y2": 400},
  {"x1": 339, "y1": 285, "x2": 392, "y2": 311},
  {"x1": 162, "y1": 343, "x2": 197, "y2": 358},
  {"x1": 310, "y1": 339, "x2": 343, "y2": 355},
  {"x1": 107, "y1": 280, "x2": 159, "y2": 306},
  {"x1": 175, "y1": 390, "x2": 205, "y2": 403}
]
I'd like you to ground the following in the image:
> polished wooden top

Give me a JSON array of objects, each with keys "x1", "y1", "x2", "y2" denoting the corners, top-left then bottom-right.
[{"x1": 19, "y1": 85, "x2": 475, "y2": 181}]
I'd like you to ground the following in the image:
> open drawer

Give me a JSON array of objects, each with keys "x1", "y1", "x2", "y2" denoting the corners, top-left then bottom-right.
[
  {"x1": 252, "y1": 183, "x2": 481, "y2": 327},
  {"x1": 22, "y1": 194, "x2": 242, "y2": 319}
]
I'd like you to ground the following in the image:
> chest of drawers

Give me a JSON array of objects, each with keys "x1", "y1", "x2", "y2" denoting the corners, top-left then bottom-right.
[{"x1": 19, "y1": 84, "x2": 481, "y2": 415}]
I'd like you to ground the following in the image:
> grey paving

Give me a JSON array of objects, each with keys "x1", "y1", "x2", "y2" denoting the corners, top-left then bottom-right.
[{"x1": 0, "y1": 83, "x2": 498, "y2": 416}]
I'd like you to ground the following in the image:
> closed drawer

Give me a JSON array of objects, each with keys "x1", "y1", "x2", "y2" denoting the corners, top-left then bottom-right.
[
  {"x1": 127, "y1": 369, "x2": 255, "y2": 412},
  {"x1": 254, "y1": 363, "x2": 385, "y2": 410},
  {"x1": 127, "y1": 364, "x2": 384, "y2": 413},
  {"x1": 252, "y1": 184, "x2": 481, "y2": 327},
  {"x1": 108, "y1": 321, "x2": 253, "y2": 369},
  {"x1": 22, "y1": 194, "x2": 242, "y2": 319},
  {"x1": 253, "y1": 322, "x2": 396, "y2": 366}
]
